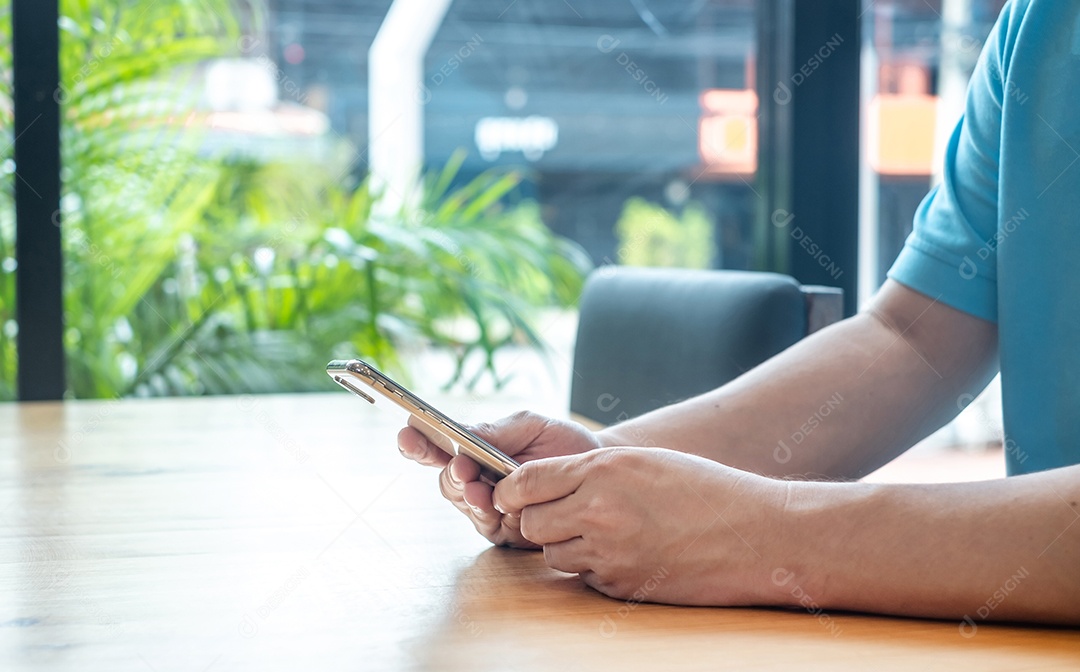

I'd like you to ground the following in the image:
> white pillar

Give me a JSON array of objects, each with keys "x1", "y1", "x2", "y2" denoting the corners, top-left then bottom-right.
[
  {"x1": 933, "y1": 0, "x2": 975, "y2": 187},
  {"x1": 369, "y1": 0, "x2": 453, "y2": 216},
  {"x1": 857, "y1": 29, "x2": 880, "y2": 308}
]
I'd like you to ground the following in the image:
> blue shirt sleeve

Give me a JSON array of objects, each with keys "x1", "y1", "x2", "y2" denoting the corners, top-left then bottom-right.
[{"x1": 886, "y1": 2, "x2": 1014, "y2": 323}]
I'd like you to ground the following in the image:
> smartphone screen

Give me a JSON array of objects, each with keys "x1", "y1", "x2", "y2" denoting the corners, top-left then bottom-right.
[{"x1": 326, "y1": 359, "x2": 519, "y2": 480}]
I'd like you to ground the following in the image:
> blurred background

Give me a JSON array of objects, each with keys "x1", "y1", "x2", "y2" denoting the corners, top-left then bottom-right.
[{"x1": 0, "y1": 0, "x2": 1005, "y2": 454}]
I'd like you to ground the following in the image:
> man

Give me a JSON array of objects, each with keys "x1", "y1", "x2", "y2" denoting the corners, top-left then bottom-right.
[{"x1": 399, "y1": 0, "x2": 1079, "y2": 625}]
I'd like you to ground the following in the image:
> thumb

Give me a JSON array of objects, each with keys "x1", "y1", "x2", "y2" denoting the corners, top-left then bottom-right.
[{"x1": 467, "y1": 410, "x2": 554, "y2": 458}]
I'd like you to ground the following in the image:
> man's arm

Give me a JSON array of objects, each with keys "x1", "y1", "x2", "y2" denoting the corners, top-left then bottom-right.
[
  {"x1": 598, "y1": 279, "x2": 999, "y2": 479},
  {"x1": 491, "y1": 442, "x2": 1080, "y2": 625},
  {"x1": 777, "y1": 462, "x2": 1080, "y2": 624}
]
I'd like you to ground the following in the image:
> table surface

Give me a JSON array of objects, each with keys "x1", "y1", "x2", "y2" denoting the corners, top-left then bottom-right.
[{"x1": 1, "y1": 394, "x2": 1078, "y2": 671}]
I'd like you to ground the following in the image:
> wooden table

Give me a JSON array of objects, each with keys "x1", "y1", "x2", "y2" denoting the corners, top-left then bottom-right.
[{"x1": 1, "y1": 394, "x2": 1078, "y2": 671}]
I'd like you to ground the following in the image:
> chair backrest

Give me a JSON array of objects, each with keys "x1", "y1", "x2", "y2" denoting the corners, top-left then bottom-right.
[{"x1": 569, "y1": 267, "x2": 842, "y2": 427}]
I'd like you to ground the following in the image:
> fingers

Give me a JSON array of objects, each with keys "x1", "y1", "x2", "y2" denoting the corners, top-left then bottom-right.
[
  {"x1": 462, "y1": 479, "x2": 497, "y2": 515},
  {"x1": 461, "y1": 480, "x2": 505, "y2": 532},
  {"x1": 450, "y1": 451, "x2": 481, "y2": 483},
  {"x1": 439, "y1": 455, "x2": 502, "y2": 537},
  {"x1": 518, "y1": 494, "x2": 583, "y2": 545},
  {"x1": 438, "y1": 454, "x2": 479, "y2": 513},
  {"x1": 492, "y1": 455, "x2": 587, "y2": 515},
  {"x1": 405, "y1": 414, "x2": 541, "y2": 549},
  {"x1": 397, "y1": 427, "x2": 451, "y2": 468},
  {"x1": 543, "y1": 537, "x2": 593, "y2": 575}
]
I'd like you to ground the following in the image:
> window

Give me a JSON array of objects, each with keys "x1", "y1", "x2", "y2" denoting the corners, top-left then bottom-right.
[
  {"x1": 10, "y1": 1, "x2": 880, "y2": 400},
  {"x1": 859, "y1": 0, "x2": 1007, "y2": 301},
  {"x1": 268, "y1": 0, "x2": 760, "y2": 270}
]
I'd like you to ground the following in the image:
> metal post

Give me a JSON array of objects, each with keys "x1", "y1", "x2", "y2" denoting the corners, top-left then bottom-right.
[
  {"x1": 757, "y1": 0, "x2": 861, "y2": 316},
  {"x1": 753, "y1": 0, "x2": 795, "y2": 275}
]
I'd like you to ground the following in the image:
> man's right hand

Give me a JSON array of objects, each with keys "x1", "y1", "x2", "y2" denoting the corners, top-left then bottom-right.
[{"x1": 397, "y1": 411, "x2": 603, "y2": 548}]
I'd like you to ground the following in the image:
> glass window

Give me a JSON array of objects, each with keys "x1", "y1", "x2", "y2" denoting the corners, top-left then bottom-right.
[
  {"x1": 267, "y1": 0, "x2": 761, "y2": 395},
  {"x1": 53, "y1": 0, "x2": 761, "y2": 399},
  {"x1": 266, "y1": 0, "x2": 761, "y2": 271},
  {"x1": 415, "y1": 0, "x2": 760, "y2": 270},
  {"x1": 859, "y1": 0, "x2": 1006, "y2": 301}
]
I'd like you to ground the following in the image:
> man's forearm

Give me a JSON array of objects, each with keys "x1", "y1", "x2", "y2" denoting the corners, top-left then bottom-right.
[
  {"x1": 598, "y1": 281, "x2": 999, "y2": 479},
  {"x1": 766, "y1": 464, "x2": 1080, "y2": 624}
]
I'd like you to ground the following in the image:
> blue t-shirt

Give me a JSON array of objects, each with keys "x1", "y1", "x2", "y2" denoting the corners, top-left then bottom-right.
[{"x1": 887, "y1": 0, "x2": 1080, "y2": 475}]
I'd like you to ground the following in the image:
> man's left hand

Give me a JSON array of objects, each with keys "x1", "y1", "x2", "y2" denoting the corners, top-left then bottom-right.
[{"x1": 492, "y1": 447, "x2": 790, "y2": 606}]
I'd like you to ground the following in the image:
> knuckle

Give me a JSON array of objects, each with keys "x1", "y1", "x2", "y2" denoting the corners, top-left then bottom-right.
[
  {"x1": 518, "y1": 508, "x2": 536, "y2": 540},
  {"x1": 593, "y1": 542, "x2": 614, "y2": 569},
  {"x1": 583, "y1": 570, "x2": 616, "y2": 597},
  {"x1": 470, "y1": 421, "x2": 497, "y2": 439},
  {"x1": 514, "y1": 509, "x2": 531, "y2": 542},
  {"x1": 438, "y1": 468, "x2": 460, "y2": 500},
  {"x1": 473, "y1": 516, "x2": 499, "y2": 542},
  {"x1": 542, "y1": 543, "x2": 557, "y2": 566},
  {"x1": 508, "y1": 409, "x2": 538, "y2": 423},
  {"x1": 608, "y1": 578, "x2": 634, "y2": 600},
  {"x1": 505, "y1": 409, "x2": 549, "y2": 431},
  {"x1": 494, "y1": 517, "x2": 526, "y2": 548},
  {"x1": 515, "y1": 460, "x2": 539, "y2": 499},
  {"x1": 587, "y1": 447, "x2": 640, "y2": 477},
  {"x1": 588, "y1": 562, "x2": 629, "y2": 598},
  {"x1": 586, "y1": 450, "x2": 617, "y2": 477},
  {"x1": 582, "y1": 493, "x2": 609, "y2": 526}
]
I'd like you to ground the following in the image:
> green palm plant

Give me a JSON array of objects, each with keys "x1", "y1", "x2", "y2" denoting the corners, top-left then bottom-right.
[
  {"x1": 327, "y1": 154, "x2": 591, "y2": 389},
  {"x1": 164, "y1": 154, "x2": 591, "y2": 396},
  {"x1": 407, "y1": 152, "x2": 590, "y2": 387},
  {"x1": 56, "y1": 0, "x2": 246, "y2": 398},
  {"x1": 0, "y1": 0, "x2": 591, "y2": 400},
  {"x1": 0, "y1": 5, "x2": 17, "y2": 400}
]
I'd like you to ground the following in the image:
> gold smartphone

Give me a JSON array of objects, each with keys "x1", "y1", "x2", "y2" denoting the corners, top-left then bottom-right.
[{"x1": 326, "y1": 359, "x2": 519, "y2": 481}]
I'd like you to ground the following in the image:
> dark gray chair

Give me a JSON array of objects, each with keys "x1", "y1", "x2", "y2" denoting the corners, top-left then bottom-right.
[{"x1": 569, "y1": 267, "x2": 843, "y2": 427}]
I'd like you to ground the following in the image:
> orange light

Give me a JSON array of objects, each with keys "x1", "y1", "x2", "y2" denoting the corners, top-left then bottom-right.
[
  {"x1": 869, "y1": 93, "x2": 937, "y2": 176},
  {"x1": 698, "y1": 89, "x2": 758, "y2": 177}
]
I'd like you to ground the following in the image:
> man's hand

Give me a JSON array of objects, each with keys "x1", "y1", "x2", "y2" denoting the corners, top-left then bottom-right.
[
  {"x1": 492, "y1": 447, "x2": 789, "y2": 606},
  {"x1": 397, "y1": 411, "x2": 602, "y2": 549}
]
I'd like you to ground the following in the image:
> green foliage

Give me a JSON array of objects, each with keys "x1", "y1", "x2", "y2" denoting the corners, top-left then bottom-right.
[
  {"x1": 0, "y1": 1, "x2": 590, "y2": 401},
  {"x1": 0, "y1": 177, "x2": 12, "y2": 403},
  {"x1": 614, "y1": 197, "x2": 716, "y2": 270},
  {"x1": 56, "y1": 0, "x2": 242, "y2": 399},
  {"x1": 138, "y1": 157, "x2": 590, "y2": 397},
  {"x1": 0, "y1": 4, "x2": 18, "y2": 401}
]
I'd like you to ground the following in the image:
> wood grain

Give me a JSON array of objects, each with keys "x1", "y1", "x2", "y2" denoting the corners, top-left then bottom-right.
[{"x1": 1, "y1": 395, "x2": 1077, "y2": 671}]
